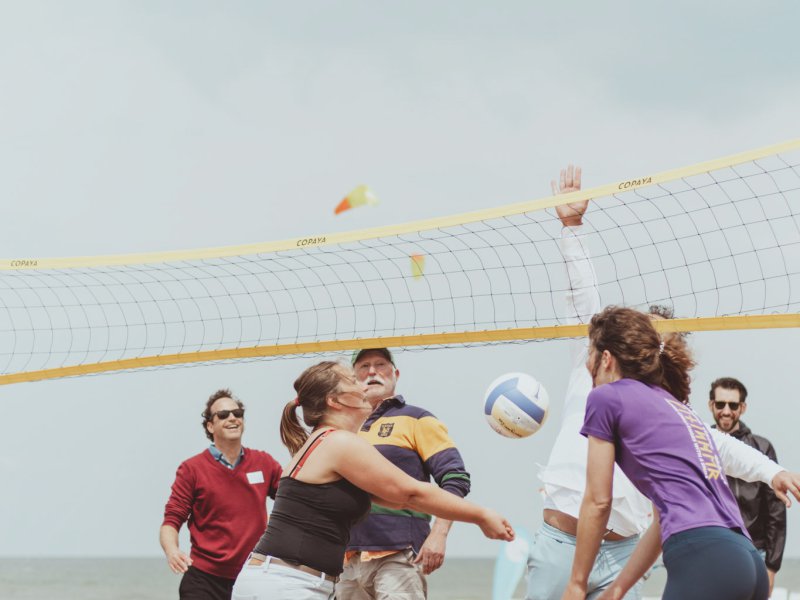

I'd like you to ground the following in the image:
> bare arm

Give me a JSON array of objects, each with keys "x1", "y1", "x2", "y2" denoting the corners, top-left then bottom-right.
[
  {"x1": 561, "y1": 436, "x2": 616, "y2": 600},
  {"x1": 159, "y1": 524, "x2": 192, "y2": 574},
  {"x1": 330, "y1": 432, "x2": 513, "y2": 541},
  {"x1": 599, "y1": 511, "x2": 662, "y2": 600},
  {"x1": 413, "y1": 518, "x2": 453, "y2": 574}
]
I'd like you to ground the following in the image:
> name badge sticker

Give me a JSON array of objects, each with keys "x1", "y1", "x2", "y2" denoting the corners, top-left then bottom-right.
[{"x1": 247, "y1": 471, "x2": 265, "y2": 484}]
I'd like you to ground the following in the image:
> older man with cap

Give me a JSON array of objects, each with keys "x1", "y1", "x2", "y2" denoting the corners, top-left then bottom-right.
[{"x1": 336, "y1": 348, "x2": 471, "y2": 600}]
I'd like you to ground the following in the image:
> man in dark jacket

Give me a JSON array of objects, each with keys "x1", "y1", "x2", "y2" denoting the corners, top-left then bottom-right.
[{"x1": 709, "y1": 377, "x2": 786, "y2": 597}]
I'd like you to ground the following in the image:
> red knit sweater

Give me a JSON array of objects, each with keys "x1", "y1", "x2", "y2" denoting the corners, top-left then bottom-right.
[{"x1": 162, "y1": 447, "x2": 282, "y2": 579}]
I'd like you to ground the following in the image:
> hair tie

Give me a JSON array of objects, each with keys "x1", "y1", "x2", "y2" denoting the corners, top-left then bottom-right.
[
  {"x1": 658, "y1": 341, "x2": 665, "y2": 355},
  {"x1": 294, "y1": 397, "x2": 300, "y2": 406}
]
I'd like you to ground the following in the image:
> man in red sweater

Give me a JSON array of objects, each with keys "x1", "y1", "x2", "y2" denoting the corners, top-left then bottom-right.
[{"x1": 160, "y1": 389, "x2": 282, "y2": 600}]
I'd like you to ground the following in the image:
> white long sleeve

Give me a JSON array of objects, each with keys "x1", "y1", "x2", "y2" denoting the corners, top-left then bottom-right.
[{"x1": 710, "y1": 427, "x2": 783, "y2": 486}]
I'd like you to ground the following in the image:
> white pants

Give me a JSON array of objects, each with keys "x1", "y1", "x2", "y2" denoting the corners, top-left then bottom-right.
[{"x1": 232, "y1": 559, "x2": 335, "y2": 600}]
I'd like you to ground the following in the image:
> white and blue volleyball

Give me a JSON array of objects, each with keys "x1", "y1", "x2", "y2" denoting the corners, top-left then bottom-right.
[{"x1": 483, "y1": 372, "x2": 549, "y2": 438}]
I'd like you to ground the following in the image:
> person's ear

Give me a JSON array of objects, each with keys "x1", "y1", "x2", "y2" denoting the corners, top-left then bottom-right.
[{"x1": 739, "y1": 402, "x2": 747, "y2": 416}]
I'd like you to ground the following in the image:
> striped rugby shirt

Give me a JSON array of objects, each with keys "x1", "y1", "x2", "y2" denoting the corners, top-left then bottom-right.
[{"x1": 347, "y1": 395, "x2": 471, "y2": 553}]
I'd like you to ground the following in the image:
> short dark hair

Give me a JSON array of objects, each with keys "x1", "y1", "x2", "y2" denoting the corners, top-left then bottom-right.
[
  {"x1": 201, "y1": 388, "x2": 245, "y2": 441},
  {"x1": 351, "y1": 348, "x2": 395, "y2": 366},
  {"x1": 647, "y1": 304, "x2": 674, "y2": 320},
  {"x1": 709, "y1": 377, "x2": 748, "y2": 403}
]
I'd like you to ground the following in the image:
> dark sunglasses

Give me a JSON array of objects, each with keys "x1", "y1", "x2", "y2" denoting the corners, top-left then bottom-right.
[
  {"x1": 713, "y1": 401, "x2": 742, "y2": 411},
  {"x1": 209, "y1": 408, "x2": 245, "y2": 420}
]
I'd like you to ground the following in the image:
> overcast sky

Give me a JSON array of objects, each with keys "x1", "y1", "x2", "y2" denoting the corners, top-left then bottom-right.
[{"x1": 0, "y1": 1, "x2": 798, "y2": 563}]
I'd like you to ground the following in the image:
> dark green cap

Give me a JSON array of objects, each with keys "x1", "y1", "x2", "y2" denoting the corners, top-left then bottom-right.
[{"x1": 351, "y1": 348, "x2": 395, "y2": 366}]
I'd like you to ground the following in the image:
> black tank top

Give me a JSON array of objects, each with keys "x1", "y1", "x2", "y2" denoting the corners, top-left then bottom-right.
[{"x1": 253, "y1": 429, "x2": 371, "y2": 575}]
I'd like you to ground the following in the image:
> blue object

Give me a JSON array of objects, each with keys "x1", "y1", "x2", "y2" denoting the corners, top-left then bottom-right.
[{"x1": 492, "y1": 525, "x2": 533, "y2": 600}]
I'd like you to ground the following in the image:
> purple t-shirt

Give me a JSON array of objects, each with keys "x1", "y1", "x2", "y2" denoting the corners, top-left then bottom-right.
[{"x1": 580, "y1": 379, "x2": 747, "y2": 543}]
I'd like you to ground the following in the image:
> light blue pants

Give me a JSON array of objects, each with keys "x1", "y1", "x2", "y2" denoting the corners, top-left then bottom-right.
[
  {"x1": 232, "y1": 558, "x2": 335, "y2": 600},
  {"x1": 525, "y1": 523, "x2": 642, "y2": 600}
]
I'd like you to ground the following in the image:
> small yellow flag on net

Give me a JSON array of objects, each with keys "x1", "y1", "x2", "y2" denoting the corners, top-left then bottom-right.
[
  {"x1": 334, "y1": 184, "x2": 380, "y2": 215},
  {"x1": 410, "y1": 254, "x2": 425, "y2": 279}
]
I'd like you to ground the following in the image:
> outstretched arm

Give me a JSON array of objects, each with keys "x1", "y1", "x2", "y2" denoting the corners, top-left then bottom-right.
[
  {"x1": 555, "y1": 165, "x2": 599, "y2": 373},
  {"x1": 710, "y1": 427, "x2": 800, "y2": 505},
  {"x1": 555, "y1": 166, "x2": 596, "y2": 322},
  {"x1": 329, "y1": 431, "x2": 514, "y2": 541}
]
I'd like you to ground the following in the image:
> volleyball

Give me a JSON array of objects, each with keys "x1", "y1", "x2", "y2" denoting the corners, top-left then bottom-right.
[{"x1": 483, "y1": 373, "x2": 549, "y2": 438}]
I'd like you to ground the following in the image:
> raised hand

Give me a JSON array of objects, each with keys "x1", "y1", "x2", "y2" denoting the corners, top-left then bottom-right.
[{"x1": 552, "y1": 164, "x2": 588, "y2": 227}]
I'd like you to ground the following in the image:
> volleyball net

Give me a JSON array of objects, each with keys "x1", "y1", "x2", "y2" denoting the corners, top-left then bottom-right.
[{"x1": 2, "y1": 139, "x2": 799, "y2": 384}]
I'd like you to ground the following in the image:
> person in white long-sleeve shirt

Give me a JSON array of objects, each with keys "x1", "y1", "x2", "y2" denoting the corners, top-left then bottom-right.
[{"x1": 525, "y1": 165, "x2": 800, "y2": 600}]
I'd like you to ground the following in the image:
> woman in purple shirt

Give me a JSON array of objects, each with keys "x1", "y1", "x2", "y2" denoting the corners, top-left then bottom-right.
[{"x1": 562, "y1": 306, "x2": 767, "y2": 600}]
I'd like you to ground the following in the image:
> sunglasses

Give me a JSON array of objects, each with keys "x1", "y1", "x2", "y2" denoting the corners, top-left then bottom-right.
[
  {"x1": 209, "y1": 408, "x2": 245, "y2": 420},
  {"x1": 713, "y1": 401, "x2": 742, "y2": 411}
]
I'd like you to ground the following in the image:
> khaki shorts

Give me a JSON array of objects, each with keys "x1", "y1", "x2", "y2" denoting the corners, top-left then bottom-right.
[{"x1": 336, "y1": 549, "x2": 426, "y2": 600}]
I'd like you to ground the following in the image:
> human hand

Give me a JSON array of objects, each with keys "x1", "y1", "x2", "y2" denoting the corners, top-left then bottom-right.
[
  {"x1": 553, "y1": 164, "x2": 588, "y2": 227},
  {"x1": 479, "y1": 509, "x2": 515, "y2": 541},
  {"x1": 165, "y1": 548, "x2": 192, "y2": 574},
  {"x1": 413, "y1": 530, "x2": 447, "y2": 574},
  {"x1": 771, "y1": 470, "x2": 800, "y2": 507},
  {"x1": 768, "y1": 569, "x2": 775, "y2": 597}
]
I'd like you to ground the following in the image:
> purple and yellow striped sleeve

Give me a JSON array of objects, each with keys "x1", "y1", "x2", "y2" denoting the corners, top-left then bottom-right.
[{"x1": 415, "y1": 415, "x2": 471, "y2": 498}]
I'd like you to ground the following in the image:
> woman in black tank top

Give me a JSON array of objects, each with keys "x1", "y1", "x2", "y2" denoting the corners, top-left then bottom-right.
[{"x1": 232, "y1": 360, "x2": 515, "y2": 600}]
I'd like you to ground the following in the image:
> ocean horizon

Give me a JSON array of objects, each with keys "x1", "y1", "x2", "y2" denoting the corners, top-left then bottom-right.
[{"x1": 1, "y1": 557, "x2": 799, "y2": 599}]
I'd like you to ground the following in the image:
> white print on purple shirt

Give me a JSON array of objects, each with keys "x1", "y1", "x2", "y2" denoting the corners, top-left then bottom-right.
[{"x1": 664, "y1": 398, "x2": 722, "y2": 480}]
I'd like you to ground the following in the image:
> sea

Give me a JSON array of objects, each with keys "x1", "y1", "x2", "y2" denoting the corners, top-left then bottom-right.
[{"x1": 1, "y1": 558, "x2": 800, "y2": 600}]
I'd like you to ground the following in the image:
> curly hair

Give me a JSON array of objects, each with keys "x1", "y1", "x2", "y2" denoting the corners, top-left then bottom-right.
[
  {"x1": 201, "y1": 388, "x2": 245, "y2": 441},
  {"x1": 589, "y1": 306, "x2": 696, "y2": 403}
]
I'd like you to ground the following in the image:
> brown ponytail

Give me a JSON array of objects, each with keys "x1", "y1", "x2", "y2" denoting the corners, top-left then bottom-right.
[
  {"x1": 280, "y1": 399, "x2": 308, "y2": 456},
  {"x1": 658, "y1": 331, "x2": 696, "y2": 403},
  {"x1": 588, "y1": 306, "x2": 696, "y2": 403},
  {"x1": 278, "y1": 361, "x2": 347, "y2": 455}
]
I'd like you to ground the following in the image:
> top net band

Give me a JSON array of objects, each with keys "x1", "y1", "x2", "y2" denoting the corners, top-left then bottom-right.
[{"x1": 1, "y1": 139, "x2": 799, "y2": 384}]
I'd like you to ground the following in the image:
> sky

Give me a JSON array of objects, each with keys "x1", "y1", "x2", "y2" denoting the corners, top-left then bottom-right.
[{"x1": 0, "y1": 0, "x2": 799, "y2": 564}]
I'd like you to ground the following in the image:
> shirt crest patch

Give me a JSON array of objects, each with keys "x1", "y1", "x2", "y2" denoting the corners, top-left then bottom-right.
[{"x1": 378, "y1": 423, "x2": 395, "y2": 438}]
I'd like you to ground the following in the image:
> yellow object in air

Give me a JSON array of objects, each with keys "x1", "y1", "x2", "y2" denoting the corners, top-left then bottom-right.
[
  {"x1": 410, "y1": 254, "x2": 425, "y2": 278},
  {"x1": 335, "y1": 184, "x2": 380, "y2": 214}
]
